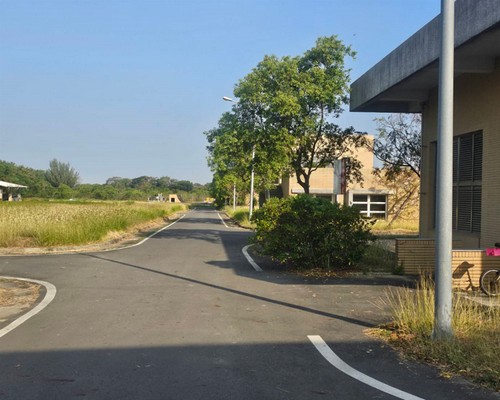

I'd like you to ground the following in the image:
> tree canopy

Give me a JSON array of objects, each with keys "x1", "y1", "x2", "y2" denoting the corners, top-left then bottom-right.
[
  {"x1": 45, "y1": 159, "x2": 80, "y2": 188},
  {"x1": 206, "y1": 35, "x2": 367, "y2": 203}
]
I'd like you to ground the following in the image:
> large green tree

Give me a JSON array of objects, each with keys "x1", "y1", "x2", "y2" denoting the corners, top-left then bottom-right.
[
  {"x1": 232, "y1": 35, "x2": 366, "y2": 194},
  {"x1": 45, "y1": 159, "x2": 80, "y2": 188}
]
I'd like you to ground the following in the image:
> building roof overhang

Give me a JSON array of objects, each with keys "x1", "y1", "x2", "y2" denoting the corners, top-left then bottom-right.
[
  {"x1": 350, "y1": 0, "x2": 500, "y2": 113},
  {"x1": 0, "y1": 180, "x2": 28, "y2": 189}
]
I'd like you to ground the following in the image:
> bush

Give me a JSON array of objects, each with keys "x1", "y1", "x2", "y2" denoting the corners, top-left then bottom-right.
[{"x1": 253, "y1": 195, "x2": 374, "y2": 270}]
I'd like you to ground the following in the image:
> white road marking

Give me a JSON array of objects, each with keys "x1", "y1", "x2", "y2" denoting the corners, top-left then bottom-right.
[
  {"x1": 242, "y1": 244, "x2": 263, "y2": 272},
  {"x1": 0, "y1": 277, "x2": 57, "y2": 339},
  {"x1": 308, "y1": 335, "x2": 425, "y2": 400},
  {"x1": 122, "y1": 213, "x2": 186, "y2": 249},
  {"x1": 217, "y1": 212, "x2": 229, "y2": 228}
]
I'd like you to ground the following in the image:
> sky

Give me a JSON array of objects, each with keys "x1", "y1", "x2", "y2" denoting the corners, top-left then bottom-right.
[{"x1": 0, "y1": 0, "x2": 441, "y2": 185}]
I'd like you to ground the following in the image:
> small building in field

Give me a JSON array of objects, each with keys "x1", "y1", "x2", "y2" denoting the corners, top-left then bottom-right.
[
  {"x1": 0, "y1": 180, "x2": 27, "y2": 201},
  {"x1": 169, "y1": 194, "x2": 181, "y2": 203}
]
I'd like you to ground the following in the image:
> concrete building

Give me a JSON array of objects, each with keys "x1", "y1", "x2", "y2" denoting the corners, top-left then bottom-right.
[
  {"x1": 351, "y1": 0, "x2": 500, "y2": 249},
  {"x1": 280, "y1": 135, "x2": 394, "y2": 219}
]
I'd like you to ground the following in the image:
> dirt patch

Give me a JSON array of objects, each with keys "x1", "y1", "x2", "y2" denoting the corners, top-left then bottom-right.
[
  {"x1": 0, "y1": 278, "x2": 42, "y2": 325},
  {"x1": 0, "y1": 279, "x2": 40, "y2": 307}
]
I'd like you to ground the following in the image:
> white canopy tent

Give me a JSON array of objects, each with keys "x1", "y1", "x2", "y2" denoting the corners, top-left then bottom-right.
[
  {"x1": 0, "y1": 180, "x2": 28, "y2": 201},
  {"x1": 0, "y1": 180, "x2": 28, "y2": 189}
]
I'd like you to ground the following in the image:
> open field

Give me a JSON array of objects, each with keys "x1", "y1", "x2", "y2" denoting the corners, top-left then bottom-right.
[{"x1": 0, "y1": 200, "x2": 185, "y2": 248}]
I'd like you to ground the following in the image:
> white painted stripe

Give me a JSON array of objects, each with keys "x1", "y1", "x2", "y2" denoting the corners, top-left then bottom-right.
[
  {"x1": 0, "y1": 277, "x2": 57, "y2": 339},
  {"x1": 308, "y1": 335, "x2": 425, "y2": 400},
  {"x1": 217, "y1": 212, "x2": 229, "y2": 228},
  {"x1": 128, "y1": 214, "x2": 186, "y2": 248},
  {"x1": 242, "y1": 244, "x2": 263, "y2": 272}
]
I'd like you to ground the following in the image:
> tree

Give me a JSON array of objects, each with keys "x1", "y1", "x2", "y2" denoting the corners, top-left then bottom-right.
[
  {"x1": 45, "y1": 159, "x2": 80, "y2": 188},
  {"x1": 205, "y1": 111, "x2": 255, "y2": 206},
  {"x1": 372, "y1": 114, "x2": 422, "y2": 225},
  {"x1": 372, "y1": 114, "x2": 421, "y2": 178},
  {"x1": 233, "y1": 36, "x2": 366, "y2": 194}
]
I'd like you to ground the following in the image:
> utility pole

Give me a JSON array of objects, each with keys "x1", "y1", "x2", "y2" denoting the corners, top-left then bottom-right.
[{"x1": 434, "y1": 0, "x2": 454, "y2": 340}]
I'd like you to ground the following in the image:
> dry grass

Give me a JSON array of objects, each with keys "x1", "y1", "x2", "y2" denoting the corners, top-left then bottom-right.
[
  {"x1": 0, "y1": 200, "x2": 185, "y2": 248},
  {"x1": 371, "y1": 275, "x2": 499, "y2": 391},
  {"x1": 371, "y1": 218, "x2": 419, "y2": 233},
  {"x1": 223, "y1": 206, "x2": 255, "y2": 229}
]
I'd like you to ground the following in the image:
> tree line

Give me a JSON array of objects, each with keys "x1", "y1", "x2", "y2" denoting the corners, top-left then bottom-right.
[{"x1": 0, "y1": 159, "x2": 210, "y2": 202}]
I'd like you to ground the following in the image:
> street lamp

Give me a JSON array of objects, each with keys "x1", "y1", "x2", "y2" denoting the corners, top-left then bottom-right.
[{"x1": 222, "y1": 96, "x2": 256, "y2": 219}]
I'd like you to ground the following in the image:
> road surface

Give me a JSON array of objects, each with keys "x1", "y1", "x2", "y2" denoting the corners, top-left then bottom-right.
[{"x1": 0, "y1": 209, "x2": 495, "y2": 399}]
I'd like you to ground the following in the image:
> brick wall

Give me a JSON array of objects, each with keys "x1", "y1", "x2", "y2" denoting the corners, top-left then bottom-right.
[{"x1": 396, "y1": 238, "x2": 500, "y2": 291}]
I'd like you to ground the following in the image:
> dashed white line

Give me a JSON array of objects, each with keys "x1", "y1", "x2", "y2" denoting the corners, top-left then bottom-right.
[
  {"x1": 0, "y1": 277, "x2": 57, "y2": 339},
  {"x1": 308, "y1": 335, "x2": 425, "y2": 400},
  {"x1": 242, "y1": 244, "x2": 263, "y2": 272}
]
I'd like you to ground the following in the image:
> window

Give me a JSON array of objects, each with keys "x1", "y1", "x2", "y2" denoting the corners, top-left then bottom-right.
[
  {"x1": 452, "y1": 131, "x2": 482, "y2": 233},
  {"x1": 352, "y1": 193, "x2": 387, "y2": 219}
]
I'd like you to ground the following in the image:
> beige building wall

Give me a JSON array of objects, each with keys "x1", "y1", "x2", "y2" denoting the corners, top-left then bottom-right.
[
  {"x1": 420, "y1": 60, "x2": 500, "y2": 248},
  {"x1": 282, "y1": 135, "x2": 381, "y2": 199}
]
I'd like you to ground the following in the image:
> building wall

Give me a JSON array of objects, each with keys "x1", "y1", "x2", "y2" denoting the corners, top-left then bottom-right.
[
  {"x1": 396, "y1": 238, "x2": 500, "y2": 291},
  {"x1": 420, "y1": 60, "x2": 500, "y2": 248},
  {"x1": 282, "y1": 135, "x2": 380, "y2": 198}
]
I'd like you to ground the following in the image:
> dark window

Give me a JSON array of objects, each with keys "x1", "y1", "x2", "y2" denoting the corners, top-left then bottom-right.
[
  {"x1": 353, "y1": 194, "x2": 368, "y2": 202},
  {"x1": 453, "y1": 131, "x2": 482, "y2": 233}
]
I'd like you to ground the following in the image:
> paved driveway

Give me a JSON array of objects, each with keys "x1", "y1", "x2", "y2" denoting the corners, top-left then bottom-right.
[{"x1": 0, "y1": 209, "x2": 496, "y2": 399}]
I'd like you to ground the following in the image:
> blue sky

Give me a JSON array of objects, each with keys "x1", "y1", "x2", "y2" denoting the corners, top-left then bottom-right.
[{"x1": 0, "y1": 0, "x2": 440, "y2": 184}]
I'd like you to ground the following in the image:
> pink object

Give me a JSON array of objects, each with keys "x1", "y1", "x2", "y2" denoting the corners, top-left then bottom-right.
[{"x1": 486, "y1": 247, "x2": 500, "y2": 256}]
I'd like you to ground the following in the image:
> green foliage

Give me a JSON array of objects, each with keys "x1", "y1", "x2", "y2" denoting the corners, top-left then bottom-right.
[
  {"x1": 253, "y1": 195, "x2": 374, "y2": 270},
  {"x1": 233, "y1": 35, "x2": 366, "y2": 194},
  {"x1": 45, "y1": 159, "x2": 80, "y2": 188},
  {"x1": 0, "y1": 160, "x2": 53, "y2": 197},
  {"x1": 0, "y1": 159, "x2": 210, "y2": 202}
]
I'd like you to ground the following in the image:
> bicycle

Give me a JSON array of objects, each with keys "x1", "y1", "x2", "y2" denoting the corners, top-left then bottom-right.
[{"x1": 480, "y1": 243, "x2": 500, "y2": 296}]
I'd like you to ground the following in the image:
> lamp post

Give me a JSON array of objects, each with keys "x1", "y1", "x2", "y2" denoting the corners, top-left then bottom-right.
[
  {"x1": 222, "y1": 96, "x2": 256, "y2": 219},
  {"x1": 434, "y1": 0, "x2": 455, "y2": 340}
]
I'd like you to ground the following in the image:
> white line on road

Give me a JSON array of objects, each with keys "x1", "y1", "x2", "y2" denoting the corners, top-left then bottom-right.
[
  {"x1": 308, "y1": 335, "x2": 425, "y2": 400},
  {"x1": 217, "y1": 212, "x2": 229, "y2": 228},
  {"x1": 242, "y1": 244, "x2": 263, "y2": 272},
  {"x1": 0, "y1": 277, "x2": 57, "y2": 339},
  {"x1": 126, "y1": 214, "x2": 186, "y2": 248}
]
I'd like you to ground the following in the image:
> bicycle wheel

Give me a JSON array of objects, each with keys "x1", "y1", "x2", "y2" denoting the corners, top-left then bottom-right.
[{"x1": 480, "y1": 269, "x2": 500, "y2": 296}]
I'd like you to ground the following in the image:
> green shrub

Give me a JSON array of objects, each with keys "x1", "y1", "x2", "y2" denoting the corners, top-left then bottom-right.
[{"x1": 253, "y1": 195, "x2": 374, "y2": 270}]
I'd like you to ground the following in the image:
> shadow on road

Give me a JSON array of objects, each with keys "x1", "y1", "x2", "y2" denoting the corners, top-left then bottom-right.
[
  {"x1": 83, "y1": 253, "x2": 374, "y2": 329},
  {"x1": 1, "y1": 338, "x2": 491, "y2": 400}
]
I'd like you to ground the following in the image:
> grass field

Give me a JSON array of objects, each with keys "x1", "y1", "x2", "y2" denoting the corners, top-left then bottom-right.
[{"x1": 0, "y1": 200, "x2": 185, "y2": 247}]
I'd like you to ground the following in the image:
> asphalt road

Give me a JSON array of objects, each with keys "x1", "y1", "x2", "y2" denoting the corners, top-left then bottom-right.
[{"x1": 0, "y1": 208, "x2": 496, "y2": 400}]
